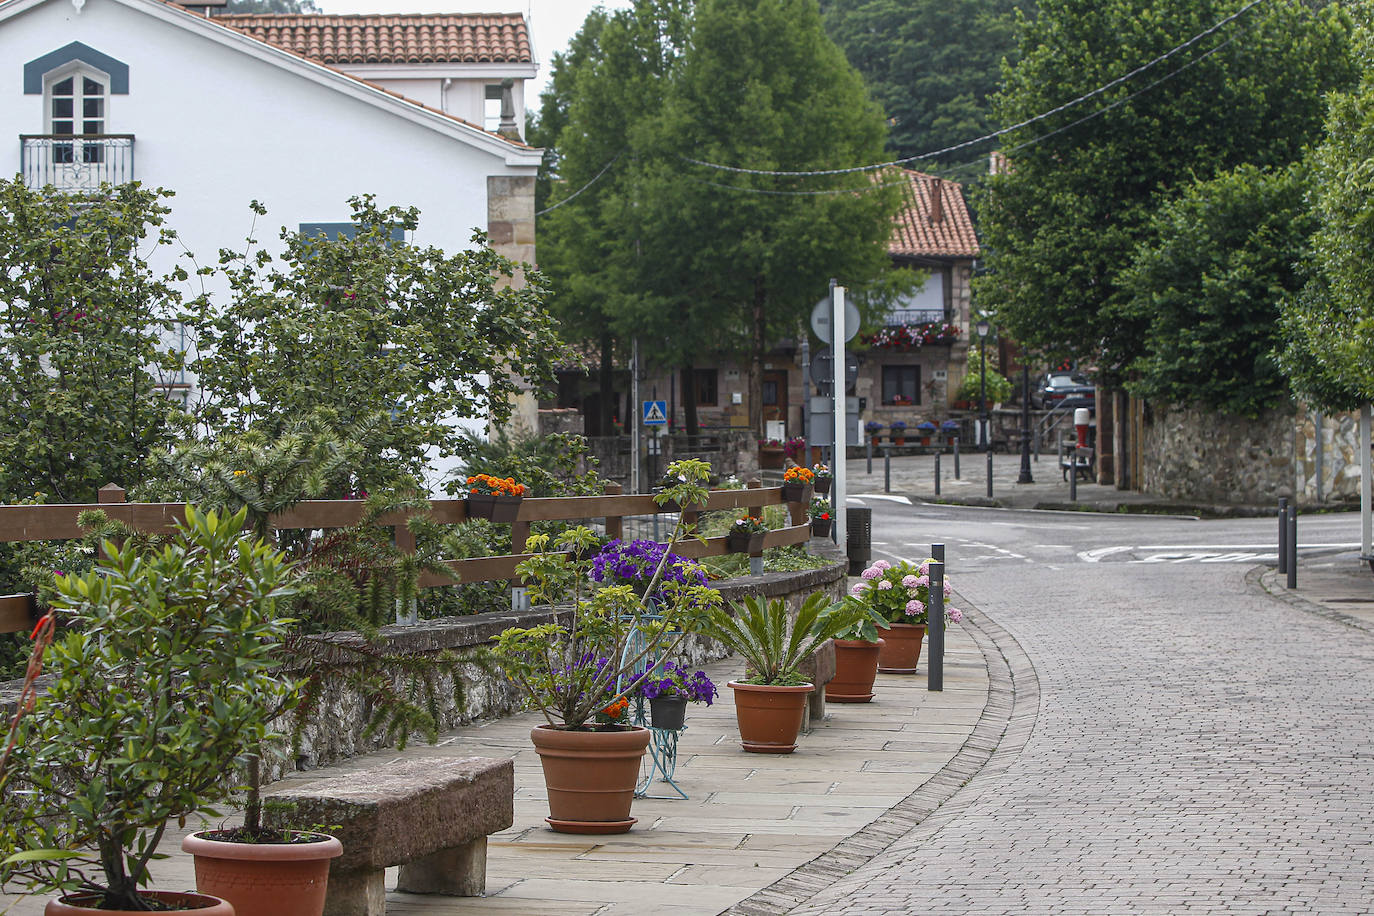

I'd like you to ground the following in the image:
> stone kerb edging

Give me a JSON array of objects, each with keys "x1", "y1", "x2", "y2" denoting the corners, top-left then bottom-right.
[
  {"x1": 723, "y1": 595, "x2": 1041, "y2": 916},
  {"x1": 2, "y1": 544, "x2": 848, "y2": 774}
]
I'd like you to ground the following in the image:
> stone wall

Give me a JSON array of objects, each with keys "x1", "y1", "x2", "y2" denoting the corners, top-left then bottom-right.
[
  {"x1": 580, "y1": 431, "x2": 761, "y2": 488},
  {"x1": 4, "y1": 546, "x2": 847, "y2": 778},
  {"x1": 1138, "y1": 403, "x2": 1366, "y2": 506}
]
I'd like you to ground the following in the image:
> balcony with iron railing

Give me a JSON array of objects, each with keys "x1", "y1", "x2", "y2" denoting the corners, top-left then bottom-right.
[
  {"x1": 884, "y1": 307, "x2": 948, "y2": 326},
  {"x1": 20, "y1": 134, "x2": 135, "y2": 191}
]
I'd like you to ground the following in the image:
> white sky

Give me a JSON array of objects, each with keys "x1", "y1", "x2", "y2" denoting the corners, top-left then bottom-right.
[{"x1": 315, "y1": 1, "x2": 633, "y2": 104}]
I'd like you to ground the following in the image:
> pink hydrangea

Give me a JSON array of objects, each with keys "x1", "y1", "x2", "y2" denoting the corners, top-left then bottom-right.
[
  {"x1": 944, "y1": 581, "x2": 953, "y2": 598},
  {"x1": 919, "y1": 561, "x2": 930, "y2": 575},
  {"x1": 861, "y1": 566, "x2": 882, "y2": 580},
  {"x1": 877, "y1": 580, "x2": 893, "y2": 590},
  {"x1": 947, "y1": 607, "x2": 963, "y2": 623},
  {"x1": 915, "y1": 575, "x2": 930, "y2": 587},
  {"x1": 901, "y1": 574, "x2": 920, "y2": 588},
  {"x1": 850, "y1": 582, "x2": 867, "y2": 596},
  {"x1": 905, "y1": 599, "x2": 925, "y2": 616},
  {"x1": 873, "y1": 560, "x2": 892, "y2": 571}
]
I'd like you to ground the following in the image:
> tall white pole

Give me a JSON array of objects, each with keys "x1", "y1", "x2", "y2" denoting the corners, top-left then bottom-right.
[
  {"x1": 631, "y1": 337, "x2": 641, "y2": 494},
  {"x1": 833, "y1": 284, "x2": 847, "y2": 553},
  {"x1": 1362, "y1": 404, "x2": 1371, "y2": 559}
]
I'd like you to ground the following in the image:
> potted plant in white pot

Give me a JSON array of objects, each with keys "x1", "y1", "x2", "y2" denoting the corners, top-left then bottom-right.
[
  {"x1": 491, "y1": 459, "x2": 723, "y2": 834},
  {"x1": 0, "y1": 506, "x2": 298, "y2": 915},
  {"x1": 699, "y1": 592, "x2": 864, "y2": 753}
]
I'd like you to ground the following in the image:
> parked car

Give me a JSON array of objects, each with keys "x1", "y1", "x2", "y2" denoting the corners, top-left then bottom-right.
[{"x1": 1038, "y1": 372, "x2": 1095, "y2": 411}]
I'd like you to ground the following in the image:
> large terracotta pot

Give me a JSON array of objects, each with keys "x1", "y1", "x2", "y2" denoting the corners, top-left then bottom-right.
[
  {"x1": 46, "y1": 891, "x2": 233, "y2": 915},
  {"x1": 728, "y1": 682, "x2": 813, "y2": 753},
  {"x1": 827, "y1": 638, "x2": 884, "y2": 703},
  {"x1": 759, "y1": 447, "x2": 785, "y2": 469},
  {"x1": 530, "y1": 725, "x2": 650, "y2": 834},
  {"x1": 877, "y1": 623, "x2": 926, "y2": 674},
  {"x1": 183, "y1": 830, "x2": 343, "y2": 916}
]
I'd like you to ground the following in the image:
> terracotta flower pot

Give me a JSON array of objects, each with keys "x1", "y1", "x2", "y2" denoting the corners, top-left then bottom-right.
[
  {"x1": 827, "y1": 638, "x2": 884, "y2": 703},
  {"x1": 46, "y1": 892, "x2": 233, "y2": 916},
  {"x1": 183, "y1": 830, "x2": 344, "y2": 916},
  {"x1": 728, "y1": 681, "x2": 813, "y2": 753},
  {"x1": 467, "y1": 493, "x2": 524, "y2": 522},
  {"x1": 877, "y1": 622, "x2": 926, "y2": 674},
  {"x1": 759, "y1": 447, "x2": 785, "y2": 470},
  {"x1": 530, "y1": 725, "x2": 650, "y2": 834}
]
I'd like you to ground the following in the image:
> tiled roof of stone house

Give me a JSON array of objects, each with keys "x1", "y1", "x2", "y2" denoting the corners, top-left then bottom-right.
[
  {"x1": 213, "y1": 12, "x2": 533, "y2": 65},
  {"x1": 888, "y1": 169, "x2": 980, "y2": 260}
]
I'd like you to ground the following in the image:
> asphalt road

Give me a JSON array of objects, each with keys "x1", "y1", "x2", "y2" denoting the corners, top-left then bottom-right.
[{"x1": 797, "y1": 500, "x2": 1374, "y2": 915}]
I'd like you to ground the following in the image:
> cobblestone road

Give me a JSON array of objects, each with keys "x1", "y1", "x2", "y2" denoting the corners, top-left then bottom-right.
[{"x1": 789, "y1": 560, "x2": 1374, "y2": 915}]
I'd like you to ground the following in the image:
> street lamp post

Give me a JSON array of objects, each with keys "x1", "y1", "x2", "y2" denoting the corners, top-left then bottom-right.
[
  {"x1": 1018, "y1": 357, "x2": 1034, "y2": 484},
  {"x1": 975, "y1": 319, "x2": 990, "y2": 452}
]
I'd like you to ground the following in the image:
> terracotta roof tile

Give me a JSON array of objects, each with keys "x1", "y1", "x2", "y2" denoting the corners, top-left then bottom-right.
[
  {"x1": 888, "y1": 169, "x2": 980, "y2": 260},
  {"x1": 214, "y1": 13, "x2": 533, "y2": 65}
]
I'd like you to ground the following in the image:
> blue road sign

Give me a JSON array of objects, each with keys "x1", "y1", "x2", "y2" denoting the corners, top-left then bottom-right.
[{"x1": 642, "y1": 400, "x2": 668, "y2": 426}]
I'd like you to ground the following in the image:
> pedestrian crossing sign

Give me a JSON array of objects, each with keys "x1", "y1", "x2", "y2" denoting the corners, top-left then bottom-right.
[{"x1": 642, "y1": 400, "x2": 668, "y2": 426}]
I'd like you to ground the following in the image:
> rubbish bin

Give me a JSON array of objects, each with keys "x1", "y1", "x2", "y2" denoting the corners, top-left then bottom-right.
[{"x1": 846, "y1": 507, "x2": 872, "y2": 575}]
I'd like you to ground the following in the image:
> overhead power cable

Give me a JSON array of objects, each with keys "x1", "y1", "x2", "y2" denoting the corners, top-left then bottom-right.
[
  {"x1": 677, "y1": 0, "x2": 1268, "y2": 179},
  {"x1": 684, "y1": 29, "x2": 1240, "y2": 197},
  {"x1": 536, "y1": 153, "x2": 622, "y2": 216}
]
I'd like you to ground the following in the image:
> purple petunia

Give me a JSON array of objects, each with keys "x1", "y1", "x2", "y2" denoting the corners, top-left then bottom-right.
[{"x1": 590, "y1": 539, "x2": 708, "y2": 593}]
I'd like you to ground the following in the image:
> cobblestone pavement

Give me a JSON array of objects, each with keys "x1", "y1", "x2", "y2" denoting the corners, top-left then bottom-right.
[{"x1": 787, "y1": 559, "x2": 1374, "y2": 915}]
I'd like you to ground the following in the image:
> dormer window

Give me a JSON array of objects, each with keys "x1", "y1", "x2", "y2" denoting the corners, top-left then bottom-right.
[{"x1": 47, "y1": 69, "x2": 108, "y2": 164}]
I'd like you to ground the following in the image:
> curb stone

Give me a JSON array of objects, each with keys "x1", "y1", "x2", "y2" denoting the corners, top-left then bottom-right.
[
  {"x1": 1248, "y1": 565, "x2": 1374, "y2": 637},
  {"x1": 718, "y1": 598, "x2": 1040, "y2": 916}
]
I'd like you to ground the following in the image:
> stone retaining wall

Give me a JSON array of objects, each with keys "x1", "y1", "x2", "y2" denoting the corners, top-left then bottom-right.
[
  {"x1": 1139, "y1": 403, "x2": 1367, "y2": 506},
  {"x1": 2, "y1": 544, "x2": 848, "y2": 779}
]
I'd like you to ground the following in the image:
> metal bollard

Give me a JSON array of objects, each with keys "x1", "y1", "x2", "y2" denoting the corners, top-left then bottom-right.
[
  {"x1": 884, "y1": 447, "x2": 891, "y2": 493},
  {"x1": 1286, "y1": 505, "x2": 1297, "y2": 589},
  {"x1": 986, "y1": 451, "x2": 994, "y2": 499},
  {"x1": 1277, "y1": 497, "x2": 1288, "y2": 574},
  {"x1": 953, "y1": 437, "x2": 961, "y2": 479},
  {"x1": 928, "y1": 558, "x2": 944, "y2": 692},
  {"x1": 932, "y1": 543, "x2": 944, "y2": 563},
  {"x1": 1070, "y1": 446, "x2": 1078, "y2": 502},
  {"x1": 934, "y1": 452, "x2": 941, "y2": 496},
  {"x1": 866, "y1": 438, "x2": 873, "y2": 475}
]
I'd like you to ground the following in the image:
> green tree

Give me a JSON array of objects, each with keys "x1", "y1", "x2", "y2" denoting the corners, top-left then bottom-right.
[
  {"x1": 820, "y1": 0, "x2": 1032, "y2": 166},
  {"x1": 1278, "y1": 4, "x2": 1374, "y2": 411},
  {"x1": 533, "y1": 1, "x2": 692, "y2": 435},
  {"x1": 1122, "y1": 164, "x2": 1313, "y2": 417},
  {"x1": 0, "y1": 180, "x2": 193, "y2": 503},
  {"x1": 976, "y1": 0, "x2": 1354, "y2": 384},
  {"x1": 190, "y1": 195, "x2": 565, "y2": 492}
]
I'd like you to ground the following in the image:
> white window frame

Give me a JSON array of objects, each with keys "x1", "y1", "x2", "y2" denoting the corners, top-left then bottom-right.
[{"x1": 44, "y1": 62, "x2": 110, "y2": 164}]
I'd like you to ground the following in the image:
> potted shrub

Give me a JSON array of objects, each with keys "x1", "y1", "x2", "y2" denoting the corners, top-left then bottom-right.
[
  {"x1": 491, "y1": 459, "x2": 724, "y2": 834},
  {"x1": 698, "y1": 592, "x2": 864, "y2": 753},
  {"x1": 725, "y1": 515, "x2": 769, "y2": 554},
  {"x1": 809, "y1": 497, "x2": 833, "y2": 538},
  {"x1": 465, "y1": 472, "x2": 527, "y2": 522},
  {"x1": 915, "y1": 420, "x2": 937, "y2": 445},
  {"x1": 781, "y1": 465, "x2": 815, "y2": 503},
  {"x1": 864, "y1": 420, "x2": 883, "y2": 446},
  {"x1": 848, "y1": 559, "x2": 963, "y2": 674},
  {"x1": 782, "y1": 436, "x2": 808, "y2": 465},
  {"x1": 826, "y1": 605, "x2": 891, "y2": 704},
  {"x1": 889, "y1": 419, "x2": 908, "y2": 445},
  {"x1": 811, "y1": 463, "x2": 832, "y2": 496},
  {"x1": 635, "y1": 661, "x2": 719, "y2": 730},
  {"x1": 0, "y1": 507, "x2": 298, "y2": 915}
]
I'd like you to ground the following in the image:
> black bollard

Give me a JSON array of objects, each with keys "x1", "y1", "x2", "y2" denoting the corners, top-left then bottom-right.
[
  {"x1": 1070, "y1": 446, "x2": 1078, "y2": 502},
  {"x1": 927, "y1": 558, "x2": 944, "y2": 692},
  {"x1": 953, "y1": 437, "x2": 960, "y2": 479},
  {"x1": 884, "y1": 447, "x2": 891, "y2": 493},
  {"x1": 1277, "y1": 497, "x2": 1288, "y2": 574},
  {"x1": 986, "y1": 451, "x2": 993, "y2": 499},
  {"x1": 1287, "y1": 505, "x2": 1298, "y2": 589},
  {"x1": 934, "y1": 452, "x2": 941, "y2": 497}
]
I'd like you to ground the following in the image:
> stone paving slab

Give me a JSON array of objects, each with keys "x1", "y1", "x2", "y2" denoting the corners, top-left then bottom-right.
[{"x1": 0, "y1": 613, "x2": 999, "y2": 916}]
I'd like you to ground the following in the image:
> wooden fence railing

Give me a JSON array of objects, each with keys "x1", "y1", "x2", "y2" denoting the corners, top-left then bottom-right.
[{"x1": 0, "y1": 483, "x2": 811, "y2": 636}]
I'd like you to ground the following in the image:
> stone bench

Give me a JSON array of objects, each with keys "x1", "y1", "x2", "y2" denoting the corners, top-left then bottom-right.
[{"x1": 262, "y1": 756, "x2": 513, "y2": 916}]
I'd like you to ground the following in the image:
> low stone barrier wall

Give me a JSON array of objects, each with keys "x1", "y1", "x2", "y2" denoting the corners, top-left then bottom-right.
[{"x1": 2, "y1": 544, "x2": 847, "y2": 778}]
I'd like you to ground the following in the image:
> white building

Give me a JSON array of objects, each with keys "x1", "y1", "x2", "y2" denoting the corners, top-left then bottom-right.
[{"x1": 0, "y1": 0, "x2": 543, "y2": 489}]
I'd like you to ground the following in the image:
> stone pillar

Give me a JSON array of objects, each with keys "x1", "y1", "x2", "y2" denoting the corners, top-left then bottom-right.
[{"x1": 487, "y1": 175, "x2": 539, "y2": 436}]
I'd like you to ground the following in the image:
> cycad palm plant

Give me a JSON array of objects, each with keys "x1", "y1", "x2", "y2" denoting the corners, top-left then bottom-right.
[{"x1": 701, "y1": 591, "x2": 860, "y2": 686}]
